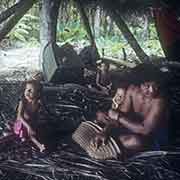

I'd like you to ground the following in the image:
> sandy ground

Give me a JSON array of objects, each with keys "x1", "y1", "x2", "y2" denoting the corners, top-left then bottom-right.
[{"x1": 0, "y1": 47, "x2": 40, "y2": 81}]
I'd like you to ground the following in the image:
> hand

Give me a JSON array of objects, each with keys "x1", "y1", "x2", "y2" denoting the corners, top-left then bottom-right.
[
  {"x1": 95, "y1": 111, "x2": 110, "y2": 126},
  {"x1": 90, "y1": 132, "x2": 108, "y2": 150},
  {"x1": 113, "y1": 88, "x2": 126, "y2": 105},
  {"x1": 108, "y1": 109, "x2": 119, "y2": 121},
  {"x1": 112, "y1": 101, "x2": 119, "y2": 110},
  {"x1": 107, "y1": 83, "x2": 112, "y2": 90}
]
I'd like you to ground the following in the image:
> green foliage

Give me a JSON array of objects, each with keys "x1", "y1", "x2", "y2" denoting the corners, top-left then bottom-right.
[
  {"x1": 8, "y1": 13, "x2": 39, "y2": 43},
  {"x1": 56, "y1": 18, "x2": 164, "y2": 58},
  {"x1": 3, "y1": 1, "x2": 164, "y2": 58},
  {"x1": 133, "y1": 23, "x2": 164, "y2": 56},
  {"x1": 96, "y1": 35, "x2": 127, "y2": 57},
  {"x1": 57, "y1": 20, "x2": 88, "y2": 43},
  {"x1": 148, "y1": 23, "x2": 159, "y2": 41},
  {"x1": 143, "y1": 39, "x2": 164, "y2": 56}
]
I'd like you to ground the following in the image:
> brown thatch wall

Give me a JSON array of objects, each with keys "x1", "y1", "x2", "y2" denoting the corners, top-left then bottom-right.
[{"x1": 77, "y1": 0, "x2": 180, "y2": 16}]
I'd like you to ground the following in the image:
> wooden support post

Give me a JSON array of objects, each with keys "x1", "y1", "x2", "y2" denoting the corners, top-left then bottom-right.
[
  {"x1": 0, "y1": 0, "x2": 36, "y2": 42},
  {"x1": 0, "y1": 0, "x2": 28, "y2": 24},
  {"x1": 74, "y1": 0, "x2": 100, "y2": 60},
  {"x1": 105, "y1": 1, "x2": 149, "y2": 63},
  {"x1": 39, "y1": 0, "x2": 61, "y2": 69}
]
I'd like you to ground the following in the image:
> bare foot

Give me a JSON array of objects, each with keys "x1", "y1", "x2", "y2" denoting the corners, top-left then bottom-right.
[{"x1": 40, "y1": 144, "x2": 46, "y2": 152}]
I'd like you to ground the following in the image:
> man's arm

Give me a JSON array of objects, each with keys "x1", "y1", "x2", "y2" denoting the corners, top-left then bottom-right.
[
  {"x1": 118, "y1": 99, "x2": 165, "y2": 135},
  {"x1": 118, "y1": 85, "x2": 133, "y2": 113}
]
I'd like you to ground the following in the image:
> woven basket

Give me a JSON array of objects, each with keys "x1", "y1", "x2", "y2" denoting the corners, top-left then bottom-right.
[{"x1": 72, "y1": 121, "x2": 121, "y2": 160}]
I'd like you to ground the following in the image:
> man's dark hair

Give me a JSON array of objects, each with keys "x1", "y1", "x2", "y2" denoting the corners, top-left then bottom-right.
[{"x1": 130, "y1": 64, "x2": 167, "y2": 95}]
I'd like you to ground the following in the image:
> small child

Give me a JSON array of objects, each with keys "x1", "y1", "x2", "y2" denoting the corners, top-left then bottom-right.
[
  {"x1": 96, "y1": 62, "x2": 112, "y2": 95},
  {"x1": 13, "y1": 80, "x2": 45, "y2": 152}
]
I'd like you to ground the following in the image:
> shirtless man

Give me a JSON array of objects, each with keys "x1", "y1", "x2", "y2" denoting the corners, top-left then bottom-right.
[{"x1": 93, "y1": 66, "x2": 168, "y2": 156}]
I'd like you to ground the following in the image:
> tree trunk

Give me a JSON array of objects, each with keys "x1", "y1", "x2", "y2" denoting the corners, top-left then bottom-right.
[
  {"x1": 94, "y1": 6, "x2": 101, "y2": 37},
  {"x1": 75, "y1": 0, "x2": 100, "y2": 59},
  {"x1": 75, "y1": 0, "x2": 95, "y2": 46},
  {"x1": 39, "y1": 0, "x2": 61, "y2": 69},
  {"x1": 107, "y1": 17, "x2": 114, "y2": 36},
  {"x1": 142, "y1": 15, "x2": 149, "y2": 40},
  {"x1": 0, "y1": 0, "x2": 36, "y2": 42},
  {"x1": 89, "y1": 9, "x2": 95, "y2": 35},
  {"x1": 109, "y1": 10, "x2": 149, "y2": 63}
]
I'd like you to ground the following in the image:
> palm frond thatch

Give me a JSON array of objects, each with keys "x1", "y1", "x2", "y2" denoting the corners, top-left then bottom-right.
[{"x1": 78, "y1": 0, "x2": 180, "y2": 14}]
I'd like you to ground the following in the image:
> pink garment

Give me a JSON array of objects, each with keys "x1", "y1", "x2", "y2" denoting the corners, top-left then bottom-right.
[{"x1": 13, "y1": 120, "x2": 27, "y2": 138}]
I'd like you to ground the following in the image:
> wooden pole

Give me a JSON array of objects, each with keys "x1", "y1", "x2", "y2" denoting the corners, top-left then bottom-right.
[
  {"x1": 39, "y1": 0, "x2": 61, "y2": 69},
  {"x1": 111, "y1": 12, "x2": 149, "y2": 63},
  {"x1": 0, "y1": 0, "x2": 36, "y2": 42},
  {"x1": 74, "y1": 0, "x2": 100, "y2": 59},
  {"x1": 0, "y1": 0, "x2": 28, "y2": 24}
]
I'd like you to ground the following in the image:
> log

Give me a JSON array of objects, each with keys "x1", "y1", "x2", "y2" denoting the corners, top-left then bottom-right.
[{"x1": 101, "y1": 56, "x2": 136, "y2": 68}]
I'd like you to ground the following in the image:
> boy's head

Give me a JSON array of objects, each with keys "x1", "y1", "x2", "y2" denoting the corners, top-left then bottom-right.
[
  {"x1": 140, "y1": 81, "x2": 160, "y2": 98},
  {"x1": 24, "y1": 80, "x2": 41, "y2": 100}
]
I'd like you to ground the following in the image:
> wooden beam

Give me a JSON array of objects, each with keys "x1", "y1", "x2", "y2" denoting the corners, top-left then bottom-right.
[
  {"x1": 0, "y1": 0, "x2": 36, "y2": 42},
  {"x1": 102, "y1": 56, "x2": 136, "y2": 68},
  {"x1": 106, "y1": 1, "x2": 149, "y2": 63},
  {"x1": 0, "y1": 0, "x2": 27, "y2": 24}
]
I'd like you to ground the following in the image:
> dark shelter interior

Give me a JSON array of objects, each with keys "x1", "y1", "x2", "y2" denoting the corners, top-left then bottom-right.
[{"x1": 1, "y1": 0, "x2": 180, "y2": 179}]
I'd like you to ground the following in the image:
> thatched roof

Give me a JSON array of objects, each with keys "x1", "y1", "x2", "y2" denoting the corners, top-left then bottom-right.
[
  {"x1": 58, "y1": 0, "x2": 180, "y2": 22},
  {"x1": 80, "y1": 0, "x2": 180, "y2": 9},
  {"x1": 77, "y1": 0, "x2": 180, "y2": 14}
]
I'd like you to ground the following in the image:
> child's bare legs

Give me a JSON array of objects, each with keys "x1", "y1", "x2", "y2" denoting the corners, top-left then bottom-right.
[{"x1": 30, "y1": 136, "x2": 45, "y2": 152}]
